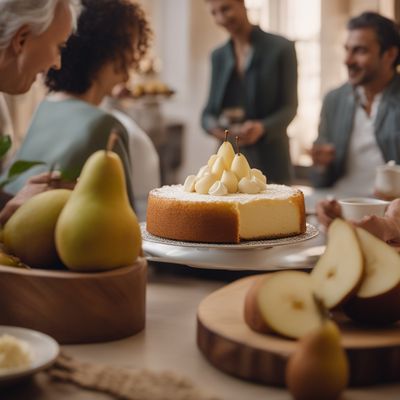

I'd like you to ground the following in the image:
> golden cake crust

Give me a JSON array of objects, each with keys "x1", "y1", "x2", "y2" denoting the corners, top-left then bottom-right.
[
  {"x1": 147, "y1": 196, "x2": 240, "y2": 243},
  {"x1": 146, "y1": 185, "x2": 306, "y2": 244}
]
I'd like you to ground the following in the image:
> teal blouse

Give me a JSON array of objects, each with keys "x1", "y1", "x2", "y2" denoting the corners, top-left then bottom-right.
[{"x1": 2, "y1": 98, "x2": 134, "y2": 207}]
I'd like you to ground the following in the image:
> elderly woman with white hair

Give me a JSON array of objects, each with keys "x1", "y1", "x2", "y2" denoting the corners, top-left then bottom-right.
[
  {"x1": 0, "y1": 0, "x2": 78, "y2": 93},
  {"x1": 0, "y1": 0, "x2": 78, "y2": 223}
]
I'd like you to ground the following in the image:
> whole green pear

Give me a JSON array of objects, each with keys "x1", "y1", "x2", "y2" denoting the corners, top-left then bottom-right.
[
  {"x1": 3, "y1": 189, "x2": 72, "y2": 268},
  {"x1": 285, "y1": 320, "x2": 349, "y2": 400},
  {"x1": 55, "y1": 150, "x2": 141, "y2": 271}
]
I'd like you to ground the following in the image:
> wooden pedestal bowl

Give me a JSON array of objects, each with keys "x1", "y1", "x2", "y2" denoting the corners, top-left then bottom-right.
[{"x1": 0, "y1": 257, "x2": 147, "y2": 344}]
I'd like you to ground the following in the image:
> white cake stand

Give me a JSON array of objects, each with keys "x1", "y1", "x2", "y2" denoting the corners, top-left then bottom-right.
[{"x1": 141, "y1": 222, "x2": 323, "y2": 271}]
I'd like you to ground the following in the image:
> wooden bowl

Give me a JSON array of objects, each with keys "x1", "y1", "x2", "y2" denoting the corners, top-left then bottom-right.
[{"x1": 0, "y1": 257, "x2": 147, "y2": 344}]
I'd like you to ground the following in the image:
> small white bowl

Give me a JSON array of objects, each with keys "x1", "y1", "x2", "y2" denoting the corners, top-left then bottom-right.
[{"x1": 338, "y1": 197, "x2": 390, "y2": 221}]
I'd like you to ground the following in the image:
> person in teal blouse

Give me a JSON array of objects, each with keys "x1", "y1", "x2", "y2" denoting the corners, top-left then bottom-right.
[
  {"x1": 2, "y1": 0, "x2": 151, "y2": 209},
  {"x1": 202, "y1": 0, "x2": 298, "y2": 184}
]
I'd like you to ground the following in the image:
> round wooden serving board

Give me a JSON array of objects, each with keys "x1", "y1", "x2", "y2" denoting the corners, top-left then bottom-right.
[
  {"x1": 0, "y1": 257, "x2": 147, "y2": 344},
  {"x1": 197, "y1": 275, "x2": 400, "y2": 387}
]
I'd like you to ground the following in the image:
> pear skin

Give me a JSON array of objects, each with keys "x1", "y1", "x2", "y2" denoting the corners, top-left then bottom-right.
[
  {"x1": 195, "y1": 174, "x2": 217, "y2": 194},
  {"x1": 231, "y1": 153, "x2": 251, "y2": 180},
  {"x1": 217, "y1": 141, "x2": 235, "y2": 169},
  {"x1": 286, "y1": 320, "x2": 349, "y2": 400},
  {"x1": 0, "y1": 249, "x2": 26, "y2": 268},
  {"x1": 344, "y1": 227, "x2": 400, "y2": 324},
  {"x1": 55, "y1": 150, "x2": 141, "y2": 271},
  {"x1": 211, "y1": 156, "x2": 226, "y2": 179},
  {"x1": 207, "y1": 154, "x2": 219, "y2": 169},
  {"x1": 3, "y1": 189, "x2": 72, "y2": 269},
  {"x1": 221, "y1": 170, "x2": 238, "y2": 193},
  {"x1": 243, "y1": 276, "x2": 273, "y2": 334}
]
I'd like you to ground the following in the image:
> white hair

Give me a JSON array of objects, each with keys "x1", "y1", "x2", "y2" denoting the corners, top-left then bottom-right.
[{"x1": 0, "y1": 0, "x2": 80, "y2": 51}]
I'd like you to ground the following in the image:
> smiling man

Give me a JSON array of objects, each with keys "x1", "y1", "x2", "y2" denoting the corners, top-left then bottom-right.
[{"x1": 311, "y1": 12, "x2": 400, "y2": 196}]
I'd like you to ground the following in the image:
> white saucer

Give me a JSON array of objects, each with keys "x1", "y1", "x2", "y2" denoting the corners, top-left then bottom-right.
[
  {"x1": 0, "y1": 326, "x2": 59, "y2": 385},
  {"x1": 142, "y1": 223, "x2": 323, "y2": 271}
]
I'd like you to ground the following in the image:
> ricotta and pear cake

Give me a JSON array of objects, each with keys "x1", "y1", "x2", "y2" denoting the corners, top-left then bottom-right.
[{"x1": 146, "y1": 133, "x2": 306, "y2": 244}]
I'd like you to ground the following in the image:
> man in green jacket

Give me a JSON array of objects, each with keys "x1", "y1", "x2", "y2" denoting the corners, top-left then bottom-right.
[{"x1": 202, "y1": 0, "x2": 298, "y2": 184}]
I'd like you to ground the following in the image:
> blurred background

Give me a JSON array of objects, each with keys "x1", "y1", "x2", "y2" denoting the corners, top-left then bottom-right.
[{"x1": 1, "y1": 0, "x2": 399, "y2": 185}]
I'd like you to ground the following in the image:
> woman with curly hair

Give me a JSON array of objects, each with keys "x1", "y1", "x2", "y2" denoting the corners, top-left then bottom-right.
[{"x1": 2, "y1": 0, "x2": 152, "y2": 209}]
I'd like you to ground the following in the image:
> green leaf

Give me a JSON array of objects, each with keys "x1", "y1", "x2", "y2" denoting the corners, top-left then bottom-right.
[
  {"x1": 8, "y1": 160, "x2": 46, "y2": 178},
  {"x1": 0, "y1": 136, "x2": 12, "y2": 159}
]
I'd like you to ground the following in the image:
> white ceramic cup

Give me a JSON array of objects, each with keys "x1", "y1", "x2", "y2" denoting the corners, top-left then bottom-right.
[{"x1": 338, "y1": 197, "x2": 390, "y2": 221}]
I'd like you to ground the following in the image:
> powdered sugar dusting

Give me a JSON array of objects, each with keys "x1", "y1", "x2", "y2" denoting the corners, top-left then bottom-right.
[{"x1": 150, "y1": 184, "x2": 302, "y2": 203}]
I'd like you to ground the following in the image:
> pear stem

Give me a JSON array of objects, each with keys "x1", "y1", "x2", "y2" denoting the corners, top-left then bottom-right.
[
  {"x1": 313, "y1": 294, "x2": 330, "y2": 326},
  {"x1": 235, "y1": 136, "x2": 241, "y2": 155},
  {"x1": 224, "y1": 130, "x2": 229, "y2": 142},
  {"x1": 107, "y1": 130, "x2": 120, "y2": 153}
]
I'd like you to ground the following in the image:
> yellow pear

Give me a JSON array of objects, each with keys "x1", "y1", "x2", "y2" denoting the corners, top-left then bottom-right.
[
  {"x1": 217, "y1": 140, "x2": 235, "y2": 169},
  {"x1": 211, "y1": 156, "x2": 225, "y2": 179},
  {"x1": 0, "y1": 249, "x2": 27, "y2": 269},
  {"x1": 207, "y1": 154, "x2": 219, "y2": 169},
  {"x1": 183, "y1": 175, "x2": 197, "y2": 192},
  {"x1": 286, "y1": 320, "x2": 349, "y2": 400},
  {"x1": 55, "y1": 150, "x2": 141, "y2": 271},
  {"x1": 221, "y1": 170, "x2": 238, "y2": 193},
  {"x1": 195, "y1": 174, "x2": 217, "y2": 194},
  {"x1": 251, "y1": 168, "x2": 267, "y2": 184},
  {"x1": 231, "y1": 153, "x2": 251, "y2": 180},
  {"x1": 3, "y1": 189, "x2": 72, "y2": 268},
  {"x1": 196, "y1": 165, "x2": 211, "y2": 179}
]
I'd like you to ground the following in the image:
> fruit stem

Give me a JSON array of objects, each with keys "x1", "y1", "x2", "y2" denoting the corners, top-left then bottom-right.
[
  {"x1": 224, "y1": 129, "x2": 229, "y2": 142},
  {"x1": 107, "y1": 130, "x2": 120, "y2": 153},
  {"x1": 313, "y1": 294, "x2": 330, "y2": 325},
  {"x1": 235, "y1": 136, "x2": 241, "y2": 155}
]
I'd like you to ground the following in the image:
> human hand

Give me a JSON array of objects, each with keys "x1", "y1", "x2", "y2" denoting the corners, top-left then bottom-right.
[
  {"x1": 311, "y1": 143, "x2": 336, "y2": 167},
  {"x1": 356, "y1": 199, "x2": 400, "y2": 244},
  {"x1": 0, "y1": 171, "x2": 76, "y2": 225},
  {"x1": 352, "y1": 215, "x2": 400, "y2": 244},
  {"x1": 238, "y1": 121, "x2": 264, "y2": 146},
  {"x1": 316, "y1": 198, "x2": 342, "y2": 228},
  {"x1": 320, "y1": 198, "x2": 400, "y2": 244}
]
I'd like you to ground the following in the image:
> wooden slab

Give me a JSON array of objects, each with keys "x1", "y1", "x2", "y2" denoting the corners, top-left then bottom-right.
[
  {"x1": 0, "y1": 257, "x2": 147, "y2": 344},
  {"x1": 197, "y1": 275, "x2": 400, "y2": 387}
]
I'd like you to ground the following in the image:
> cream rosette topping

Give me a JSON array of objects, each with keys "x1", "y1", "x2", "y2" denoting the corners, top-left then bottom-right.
[
  {"x1": 183, "y1": 132, "x2": 267, "y2": 196},
  {"x1": 209, "y1": 181, "x2": 228, "y2": 196}
]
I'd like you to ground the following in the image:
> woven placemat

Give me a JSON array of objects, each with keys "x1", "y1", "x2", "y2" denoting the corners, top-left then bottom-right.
[{"x1": 46, "y1": 353, "x2": 222, "y2": 400}]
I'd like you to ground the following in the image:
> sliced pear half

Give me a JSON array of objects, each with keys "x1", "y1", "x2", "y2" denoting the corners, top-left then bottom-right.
[
  {"x1": 244, "y1": 271, "x2": 322, "y2": 339},
  {"x1": 311, "y1": 219, "x2": 364, "y2": 309},
  {"x1": 344, "y1": 227, "x2": 400, "y2": 324}
]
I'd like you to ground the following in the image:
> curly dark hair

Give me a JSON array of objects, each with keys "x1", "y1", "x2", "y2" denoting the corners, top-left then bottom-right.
[
  {"x1": 46, "y1": 0, "x2": 151, "y2": 93},
  {"x1": 348, "y1": 11, "x2": 400, "y2": 68}
]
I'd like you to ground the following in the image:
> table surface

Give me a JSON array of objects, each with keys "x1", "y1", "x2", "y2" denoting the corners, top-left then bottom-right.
[
  {"x1": 3, "y1": 190, "x2": 400, "y2": 399},
  {"x1": 3, "y1": 262, "x2": 400, "y2": 400}
]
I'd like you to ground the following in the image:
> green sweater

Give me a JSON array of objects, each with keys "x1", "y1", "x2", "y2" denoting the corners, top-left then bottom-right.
[{"x1": 2, "y1": 98, "x2": 134, "y2": 207}]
